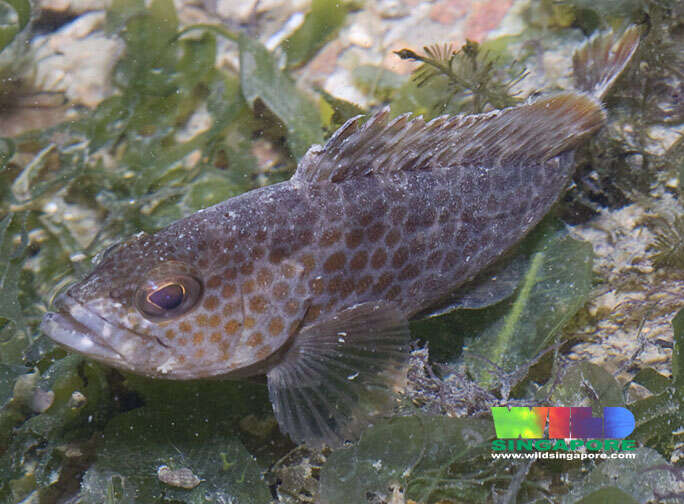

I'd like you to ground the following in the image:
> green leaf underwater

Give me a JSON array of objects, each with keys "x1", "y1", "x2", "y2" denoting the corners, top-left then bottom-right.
[{"x1": 0, "y1": 0, "x2": 682, "y2": 502}]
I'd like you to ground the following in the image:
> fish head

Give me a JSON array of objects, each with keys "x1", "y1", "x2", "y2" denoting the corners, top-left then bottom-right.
[{"x1": 41, "y1": 228, "x2": 255, "y2": 379}]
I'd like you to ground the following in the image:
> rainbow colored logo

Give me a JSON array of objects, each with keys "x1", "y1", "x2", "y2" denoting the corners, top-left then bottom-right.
[{"x1": 491, "y1": 407, "x2": 635, "y2": 439}]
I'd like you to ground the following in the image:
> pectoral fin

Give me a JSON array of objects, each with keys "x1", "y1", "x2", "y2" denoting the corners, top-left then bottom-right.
[{"x1": 266, "y1": 302, "x2": 410, "y2": 447}]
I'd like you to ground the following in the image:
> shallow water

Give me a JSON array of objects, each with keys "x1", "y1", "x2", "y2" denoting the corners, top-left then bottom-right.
[{"x1": 0, "y1": 0, "x2": 682, "y2": 503}]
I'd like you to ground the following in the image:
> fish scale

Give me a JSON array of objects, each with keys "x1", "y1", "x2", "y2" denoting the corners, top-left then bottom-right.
[{"x1": 41, "y1": 27, "x2": 640, "y2": 446}]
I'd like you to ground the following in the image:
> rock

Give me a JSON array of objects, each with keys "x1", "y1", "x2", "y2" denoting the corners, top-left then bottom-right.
[
  {"x1": 36, "y1": 0, "x2": 108, "y2": 15},
  {"x1": 33, "y1": 11, "x2": 123, "y2": 108},
  {"x1": 214, "y1": 0, "x2": 258, "y2": 22},
  {"x1": 464, "y1": 0, "x2": 514, "y2": 42},
  {"x1": 429, "y1": 0, "x2": 470, "y2": 25}
]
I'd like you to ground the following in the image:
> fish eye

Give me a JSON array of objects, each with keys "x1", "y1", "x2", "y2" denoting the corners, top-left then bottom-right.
[{"x1": 135, "y1": 274, "x2": 202, "y2": 321}]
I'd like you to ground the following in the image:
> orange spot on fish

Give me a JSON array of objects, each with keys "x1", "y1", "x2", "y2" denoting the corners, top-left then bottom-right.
[
  {"x1": 371, "y1": 249, "x2": 387, "y2": 269},
  {"x1": 193, "y1": 332, "x2": 204, "y2": 345},
  {"x1": 249, "y1": 296, "x2": 267, "y2": 313},
  {"x1": 373, "y1": 272, "x2": 394, "y2": 293},
  {"x1": 256, "y1": 268, "x2": 274, "y2": 287},
  {"x1": 385, "y1": 228, "x2": 401, "y2": 247},
  {"x1": 224, "y1": 320, "x2": 240, "y2": 335},
  {"x1": 256, "y1": 345, "x2": 272, "y2": 360},
  {"x1": 300, "y1": 253, "x2": 316, "y2": 273},
  {"x1": 255, "y1": 229, "x2": 267, "y2": 242},
  {"x1": 203, "y1": 296, "x2": 219, "y2": 310},
  {"x1": 240, "y1": 262, "x2": 254, "y2": 276},
  {"x1": 392, "y1": 247, "x2": 409, "y2": 268},
  {"x1": 221, "y1": 284, "x2": 236, "y2": 299},
  {"x1": 223, "y1": 302, "x2": 238, "y2": 316},
  {"x1": 207, "y1": 275, "x2": 222, "y2": 289},
  {"x1": 345, "y1": 228, "x2": 363, "y2": 249},
  {"x1": 399, "y1": 264, "x2": 420, "y2": 280},
  {"x1": 328, "y1": 276, "x2": 341, "y2": 294},
  {"x1": 208, "y1": 313, "x2": 221, "y2": 328},
  {"x1": 350, "y1": 250, "x2": 368, "y2": 270},
  {"x1": 268, "y1": 317, "x2": 284, "y2": 337},
  {"x1": 280, "y1": 263, "x2": 296, "y2": 279},
  {"x1": 367, "y1": 222, "x2": 386, "y2": 241},
  {"x1": 309, "y1": 277, "x2": 325, "y2": 295},
  {"x1": 319, "y1": 228, "x2": 341, "y2": 247},
  {"x1": 269, "y1": 248, "x2": 286, "y2": 264},
  {"x1": 386, "y1": 285, "x2": 401, "y2": 300},
  {"x1": 304, "y1": 305, "x2": 321, "y2": 323},
  {"x1": 272, "y1": 282, "x2": 289, "y2": 300},
  {"x1": 242, "y1": 279, "x2": 255, "y2": 295},
  {"x1": 179, "y1": 321, "x2": 192, "y2": 333},
  {"x1": 250, "y1": 247, "x2": 265, "y2": 260},
  {"x1": 356, "y1": 275, "x2": 373, "y2": 294},
  {"x1": 338, "y1": 277, "x2": 355, "y2": 298},
  {"x1": 224, "y1": 267, "x2": 237, "y2": 280},
  {"x1": 285, "y1": 300, "x2": 299, "y2": 315},
  {"x1": 324, "y1": 251, "x2": 346, "y2": 272},
  {"x1": 247, "y1": 332, "x2": 263, "y2": 347}
]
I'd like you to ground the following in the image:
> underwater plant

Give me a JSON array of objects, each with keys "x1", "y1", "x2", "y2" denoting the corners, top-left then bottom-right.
[
  {"x1": 0, "y1": 0, "x2": 681, "y2": 503},
  {"x1": 394, "y1": 39, "x2": 527, "y2": 114}
]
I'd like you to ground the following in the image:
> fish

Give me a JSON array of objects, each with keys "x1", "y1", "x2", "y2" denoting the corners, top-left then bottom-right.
[{"x1": 41, "y1": 27, "x2": 639, "y2": 447}]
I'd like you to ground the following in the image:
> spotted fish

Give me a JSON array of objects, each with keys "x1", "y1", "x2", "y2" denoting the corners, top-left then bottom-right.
[{"x1": 41, "y1": 28, "x2": 639, "y2": 446}]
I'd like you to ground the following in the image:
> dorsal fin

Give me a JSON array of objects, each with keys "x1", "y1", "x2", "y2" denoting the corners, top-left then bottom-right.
[{"x1": 293, "y1": 93, "x2": 604, "y2": 185}]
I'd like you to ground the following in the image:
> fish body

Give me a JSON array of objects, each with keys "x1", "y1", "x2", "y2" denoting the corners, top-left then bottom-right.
[{"x1": 41, "y1": 28, "x2": 639, "y2": 446}]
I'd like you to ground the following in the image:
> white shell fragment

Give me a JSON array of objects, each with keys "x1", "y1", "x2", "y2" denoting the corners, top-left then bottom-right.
[{"x1": 157, "y1": 465, "x2": 202, "y2": 489}]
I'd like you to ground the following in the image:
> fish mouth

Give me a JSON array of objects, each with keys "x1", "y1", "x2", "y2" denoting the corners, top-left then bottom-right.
[{"x1": 40, "y1": 293, "x2": 140, "y2": 368}]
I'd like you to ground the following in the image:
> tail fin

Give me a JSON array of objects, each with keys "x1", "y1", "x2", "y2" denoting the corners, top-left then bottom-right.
[{"x1": 572, "y1": 26, "x2": 640, "y2": 100}]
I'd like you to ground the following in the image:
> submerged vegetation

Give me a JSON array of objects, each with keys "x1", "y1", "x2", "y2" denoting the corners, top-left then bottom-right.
[
  {"x1": 394, "y1": 39, "x2": 527, "y2": 114},
  {"x1": 0, "y1": 0, "x2": 682, "y2": 502}
]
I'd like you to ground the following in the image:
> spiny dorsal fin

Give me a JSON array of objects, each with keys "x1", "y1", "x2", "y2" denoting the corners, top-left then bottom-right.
[
  {"x1": 293, "y1": 93, "x2": 604, "y2": 185},
  {"x1": 573, "y1": 26, "x2": 640, "y2": 100}
]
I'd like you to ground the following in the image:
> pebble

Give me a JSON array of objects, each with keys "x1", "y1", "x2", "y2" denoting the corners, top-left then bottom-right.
[{"x1": 33, "y1": 12, "x2": 123, "y2": 108}]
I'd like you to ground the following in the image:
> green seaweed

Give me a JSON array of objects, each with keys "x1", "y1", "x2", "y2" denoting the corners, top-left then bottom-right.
[
  {"x1": 78, "y1": 406, "x2": 271, "y2": 504},
  {"x1": 280, "y1": 0, "x2": 349, "y2": 68},
  {"x1": 394, "y1": 39, "x2": 526, "y2": 114},
  {"x1": 626, "y1": 309, "x2": 683, "y2": 458},
  {"x1": 0, "y1": 212, "x2": 28, "y2": 350},
  {"x1": 0, "y1": 0, "x2": 29, "y2": 52},
  {"x1": 0, "y1": 0, "x2": 681, "y2": 502},
  {"x1": 563, "y1": 447, "x2": 680, "y2": 503},
  {"x1": 319, "y1": 416, "x2": 496, "y2": 504},
  {"x1": 0, "y1": 355, "x2": 110, "y2": 501},
  {"x1": 547, "y1": 361, "x2": 625, "y2": 408},
  {"x1": 462, "y1": 227, "x2": 594, "y2": 391},
  {"x1": 316, "y1": 85, "x2": 366, "y2": 131},
  {"x1": 239, "y1": 33, "x2": 324, "y2": 159},
  {"x1": 351, "y1": 65, "x2": 408, "y2": 102}
]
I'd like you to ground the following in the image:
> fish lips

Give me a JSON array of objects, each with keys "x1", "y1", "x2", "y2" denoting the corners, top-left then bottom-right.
[{"x1": 41, "y1": 293, "x2": 148, "y2": 369}]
